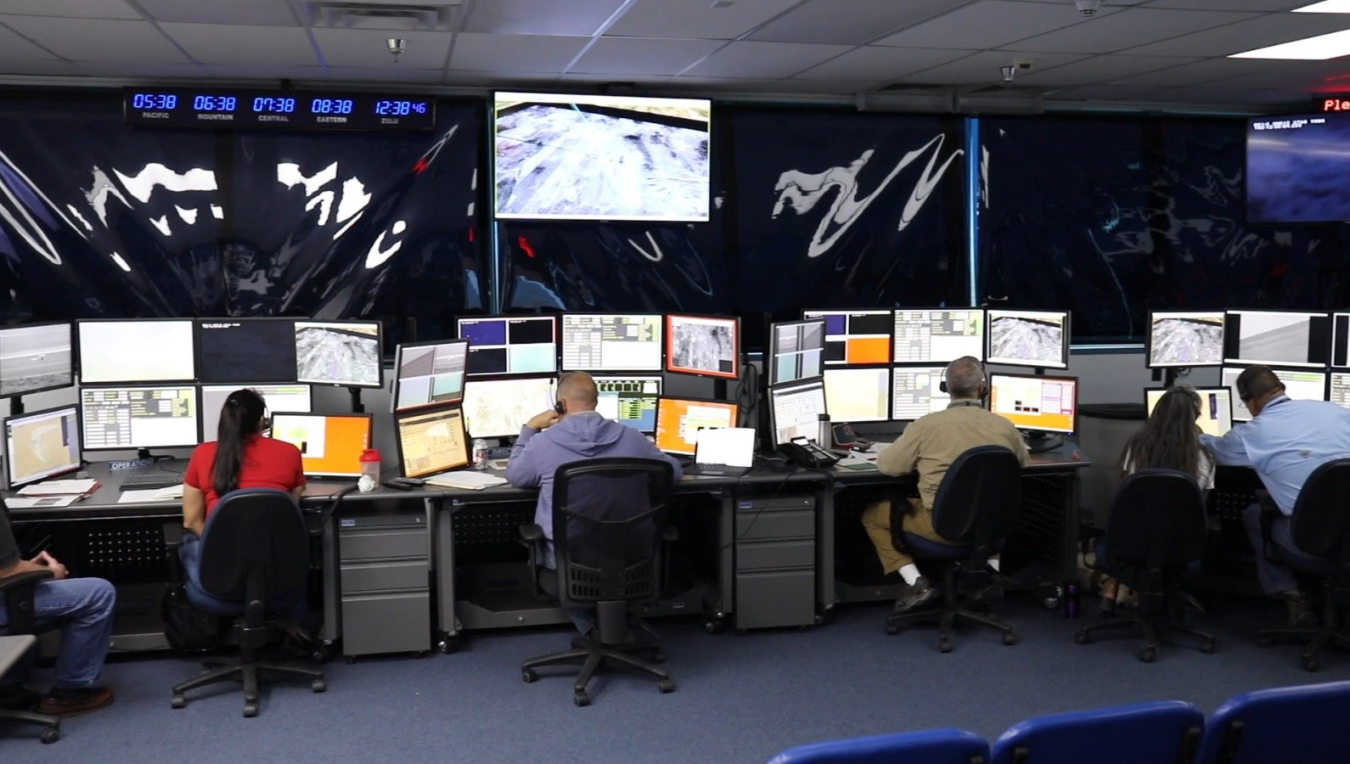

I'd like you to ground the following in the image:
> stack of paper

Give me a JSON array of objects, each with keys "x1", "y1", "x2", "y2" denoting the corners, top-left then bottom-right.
[
  {"x1": 17, "y1": 479, "x2": 98, "y2": 496},
  {"x1": 425, "y1": 471, "x2": 508, "y2": 490},
  {"x1": 117, "y1": 484, "x2": 184, "y2": 504}
]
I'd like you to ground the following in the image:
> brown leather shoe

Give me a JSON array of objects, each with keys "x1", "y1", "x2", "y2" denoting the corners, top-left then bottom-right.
[{"x1": 35, "y1": 686, "x2": 114, "y2": 716}]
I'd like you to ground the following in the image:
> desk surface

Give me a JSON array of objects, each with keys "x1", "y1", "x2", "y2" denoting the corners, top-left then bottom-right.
[{"x1": 0, "y1": 634, "x2": 36, "y2": 675}]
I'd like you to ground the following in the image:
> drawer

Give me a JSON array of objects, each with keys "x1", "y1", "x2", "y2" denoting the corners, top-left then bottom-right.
[
  {"x1": 736, "y1": 496, "x2": 815, "y2": 513},
  {"x1": 340, "y1": 560, "x2": 428, "y2": 594},
  {"x1": 735, "y1": 569, "x2": 815, "y2": 630},
  {"x1": 737, "y1": 539, "x2": 815, "y2": 571},
  {"x1": 735, "y1": 508, "x2": 815, "y2": 541},
  {"x1": 341, "y1": 592, "x2": 431, "y2": 656},
  {"x1": 339, "y1": 528, "x2": 428, "y2": 562}
]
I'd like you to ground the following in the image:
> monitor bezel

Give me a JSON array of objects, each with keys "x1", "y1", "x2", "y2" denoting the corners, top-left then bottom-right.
[
  {"x1": 591, "y1": 373, "x2": 663, "y2": 434},
  {"x1": 459, "y1": 373, "x2": 559, "y2": 439},
  {"x1": 768, "y1": 318, "x2": 827, "y2": 387},
  {"x1": 664, "y1": 313, "x2": 741, "y2": 380},
  {"x1": 1334, "y1": 312, "x2": 1350, "y2": 370},
  {"x1": 198, "y1": 383, "x2": 314, "y2": 443},
  {"x1": 292, "y1": 319, "x2": 385, "y2": 389},
  {"x1": 891, "y1": 308, "x2": 988, "y2": 365},
  {"x1": 193, "y1": 317, "x2": 300, "y2": 386},
  {"x1": 988, "y1": 372, "x2": 1080, "y2": 435},
  {"x1": 456, "y1": 314, "x2": 559, "y2": 378},
  {"x1": 78, "y1": 384, "x2": 200, "y2": 451},
  {"x1": 985, "y1": 309, "x2": 1071, "y2": 370},
  {"x1": 558, "y1": 312, "x2": 665, "y2": 373},
  {"x1": 1143, "y1": 310, "x2": 1226, "y2": 370},
  {"x1": 0, "y1": 320, "x2": 75, "y2": 399},
  {"x1": 767, "y1": 377, "x2": 828, "y2": 446},
  {"x1": 76, "y1": 318, "x2": 198, "y2": 385},
  {"x1": 269, "y1": 411, "x2": 375, "y2": 479},
  {"x1": 801, "y1": 308, "x2": 895, "y2": 368},
  {"x1": 654, "y1": 395, "x2": 740, "y2": 456},
  {"x1": 3, "y1": 403, "x2": 82, "y2": 489},
  {"x1": 393, "y1": 405, "x2": 471, "y2": 478},
  {"x1": 391, "y1": 337, "x2": 470, "y2": 414}
]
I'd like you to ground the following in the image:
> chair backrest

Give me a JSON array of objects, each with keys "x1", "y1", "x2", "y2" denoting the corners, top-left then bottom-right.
[
  {"x1": 931, "y1": 445, "x2": 1023, "y2": 544},
  {"x1": 1288, "y1": 459, "x2": 1350, "y2": 560},
  {"x1": 1103, "y1": 469, "x2": 1207, "y2": 580},
  {"x1": 991, "y1": 700, "x2": 1204, "y2": 764},
  {"x1": 550, "y1": 457, "x2": 673, "y2": 606},
  {"x1": 197, "y1": 488, "x2": 309, "y2": 602},
  {"x1": 766, "y1": 728, "x2": 989, "y2": 764},
  {"x1": 1197, "y1": 680, "x2": 1350, "y2": 764}
]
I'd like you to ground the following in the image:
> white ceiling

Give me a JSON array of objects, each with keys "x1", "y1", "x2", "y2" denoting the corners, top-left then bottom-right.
[{"x1": 0, "y1": 0, "x2": 1346, "y2": 113}]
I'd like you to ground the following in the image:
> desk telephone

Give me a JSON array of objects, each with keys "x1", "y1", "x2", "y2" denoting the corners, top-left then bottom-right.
[{"x1": 778, "y1": 437, "x2": 841, "y2": 469}]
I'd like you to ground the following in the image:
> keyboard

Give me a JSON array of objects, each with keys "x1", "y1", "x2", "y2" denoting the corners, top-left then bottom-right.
[
  {"x1": 118, "y1": 473, "x2": 184, "y2": 491},
  {"x1": 687, "y1": 463, "x2": 750, "y2": 477}
]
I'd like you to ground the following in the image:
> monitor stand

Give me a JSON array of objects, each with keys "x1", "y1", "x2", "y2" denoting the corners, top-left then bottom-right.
[
  {"x1": 9, "y1": 395, "x2": 23, "y2": 417},
  {"x1": 348, "y1": 386, "x2": 365, "y2": 414},
  {"x1": 1023, "y1": 430, "x2": 1063, "y2": 454}
]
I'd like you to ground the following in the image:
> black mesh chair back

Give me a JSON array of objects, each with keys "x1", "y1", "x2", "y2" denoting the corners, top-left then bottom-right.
[
  {"x1": 1289, "y1": 459, "x2": 1350, "y2": 561},
  {"x1": 1103, "y1": 469, "x2": 1207, "y2": 586},
  {"x1": 931, "y1": 445, "x2": 1023, "y2": 544},
  {"x1": 550, "y1": 458, "x2": 673, "y2": 607},
  {"x1": 198, "y1": 488, "x2": 309, "y2": 603}
]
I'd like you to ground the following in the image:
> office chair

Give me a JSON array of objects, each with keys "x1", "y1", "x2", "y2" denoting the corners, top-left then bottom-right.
[
  {"x1": 1255, "y1": 459, "x2": 1350, "y2": 671},
  {"x1": 1074, "y1": 469, "x2": 1215, "y2": 662},
  {"x1": 1197, "y1": 679, "x2": 1350, "y2": 764},
  {"x1": 0, "y1": 569, "x2": 61, "y2": 744},
  {"x1": 885, "y1": 445, "x2": 1022, "y2": 652},
  {"x1": 169, "y1": 489, "x2": 325, "y2": 718},
  {"x1": 990, "y1": 700, "x2": 1204, "y2": 764},
  {"x1": 518, "y1": 458, "x2": 676, "y2": 707},
  {"x1": 767, "y1": 727, "x2": 989, "y2": 764}
]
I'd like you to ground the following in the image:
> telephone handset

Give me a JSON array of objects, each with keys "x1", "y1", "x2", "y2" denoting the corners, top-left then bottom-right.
[{"x1": 778, "y1": 437, "x2": 840, "y2": 469}]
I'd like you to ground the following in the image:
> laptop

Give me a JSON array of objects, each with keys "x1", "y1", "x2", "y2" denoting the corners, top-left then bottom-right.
[{"x1": 688, "y1": 427, "x2": 755, "y2": 477}]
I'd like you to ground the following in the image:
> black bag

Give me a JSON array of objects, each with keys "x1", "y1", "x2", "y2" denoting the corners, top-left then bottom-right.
[{"x1": 160, "y1": 582, "x2": 223, "y2": 653}]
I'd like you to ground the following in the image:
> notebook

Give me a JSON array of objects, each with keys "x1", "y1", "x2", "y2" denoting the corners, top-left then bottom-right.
[
  {"x1": 424, "y1": 471, "x2": 509, "y2": 490},
  {"x1": 690, "y1": 427, "x2": 755, "y2": 477}
]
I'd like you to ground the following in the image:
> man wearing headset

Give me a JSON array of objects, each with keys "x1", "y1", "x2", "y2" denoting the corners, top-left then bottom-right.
[
  {"x1": 1201, "y1": 365, "x2": 1350, "y2": 628},
  {"x1": 506, "y1": 371, "x2": 683, "y2": 635},
  {"x1": 861, "y1": 356, "x2": 1028, "y2": 614}
]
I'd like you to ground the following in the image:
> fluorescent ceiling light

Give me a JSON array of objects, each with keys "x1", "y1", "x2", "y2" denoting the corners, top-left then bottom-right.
[
  {"x1": 1230, "y1": 28, "x2": 1350, "y2": 59},
  {"x1": 1294, "y1": 1, "x2": 1350, "y2": 12}
]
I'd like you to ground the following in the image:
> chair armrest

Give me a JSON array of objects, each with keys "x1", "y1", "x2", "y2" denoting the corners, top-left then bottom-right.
[
  {"x1": 662, "y1": 526, "x2": 679, "y2": 543},
  {"x1": 0, "y1": 569, "x2": 55, "y2": 592},
  {"x1": 518, "y1": 524, "x2": 545, "y2": 543},
  {"x1": 163, "y1": 523, "x2": 184, "y2": 550},
  {"x1": 0, "y1": 569, "x2": 55, "y2": 635}
]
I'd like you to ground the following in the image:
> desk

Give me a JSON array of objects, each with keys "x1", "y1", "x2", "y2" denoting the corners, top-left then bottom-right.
[{"x1": 0, "y1": 634, "x2": 36, "y2": 676}]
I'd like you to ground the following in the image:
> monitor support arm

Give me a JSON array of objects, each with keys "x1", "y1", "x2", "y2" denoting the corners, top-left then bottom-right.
[{"x1": 348, "y1": 386, "x2": 364, "y2": 414}]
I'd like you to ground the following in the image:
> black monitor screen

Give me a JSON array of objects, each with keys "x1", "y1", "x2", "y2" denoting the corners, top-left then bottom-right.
[{"x1": 197, "y1": 319, "x2": 298, "y2": 384}]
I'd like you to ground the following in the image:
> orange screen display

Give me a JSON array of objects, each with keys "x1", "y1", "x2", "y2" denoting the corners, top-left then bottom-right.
[
  {"x1": 844, "y1": 337, "x2": 889, "y2": 364},
  {"x1": 271, "y1": 414, "x2": 372, "y2": 477},
  {"x1": 655, "y1": 398, "x2": 739, "y2": 456},
  {"x1": 989, "y1": 375, "x2": 1077, "y2": 434}
]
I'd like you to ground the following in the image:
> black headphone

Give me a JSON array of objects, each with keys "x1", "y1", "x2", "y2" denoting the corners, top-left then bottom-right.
[
  {"x1": 938, "y1": 363, "x2": 987, "y2": 397},
  {"x1": 553, "y1": 373, "x2": 570, "y2": 415}
]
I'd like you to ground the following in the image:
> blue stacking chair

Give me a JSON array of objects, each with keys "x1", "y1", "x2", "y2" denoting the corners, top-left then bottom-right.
[
  {"x1": 990, "y1": 700, "x2": 1204, "y2": 764},
  {"x1": 1197, "y1": 680, "x2": 1350, "y2": 764},
  {"x1": 768, "y1": 728, "x2": 989, "y2": 764}
]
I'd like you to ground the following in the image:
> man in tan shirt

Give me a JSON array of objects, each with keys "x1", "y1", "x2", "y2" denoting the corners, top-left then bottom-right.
[{"x1": 861, "y1": 356, "x2": 1028, "y2": 613}]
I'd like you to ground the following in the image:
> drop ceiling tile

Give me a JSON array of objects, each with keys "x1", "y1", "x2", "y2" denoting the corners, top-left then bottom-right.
[
  {"x1": 667, "y1": 76, "x2": 786, "y2": 92},
  {"x1": 324, "y1": 66, "x2": 447, "y2": 84},
  {"x1": 79, "y1": 61, "x2": 209, "y2": 78},
  {"x1": 608, "y1": 0, "x2": 802, "y2": 40},
  {"x1": 794, "y1": 45, "x2": 975, "y2": 82},
  {"x1": 748, "y1": 0, "x2": 973, "y2": 45},
  {"x1": 1, "y1": 16, "x2": 191, "y2": 64},
  {"x1": 557, "y1": 72, "x2": 670, "y2": 84},
  {"x1": 311, "y1": 28, "x2": 451, "y2": 69},
  {"x1": 895, "y1": 50, "x2": 1089, "y2": 86},
  {"x1": 876, "y1": 1, "x2": 1115, "y2": 50},
  {"x1": 0, "y1": 59, "x2": 81, "y2": 76},
  {"x1": 0, "y1": 0, "x2": 140, "y2": 19},
  {"x1": 159, "y1": 23, "x2": 318, "y2": 66},
  {"x1": 684, "y1": 41, "x2": 854, "y2": 79},
  {"x1": 1021, "y1": 55, "x2": 1200, "y2": 86},
  {"x1": 450, "y1": 33, "x2": 589, "y2": 74},
  {"x1": 1146, "y1": 0, "x2": 1306, "y2": 10},
  {"x1": 198, "y1": 64, "x2": 325, "y2": 81},
  {"x1": 1124, "y1": 12, "x2": 1350, "y2": 57},
  {"x1": 138, "y1": 0, "x2": 299, "y2": 26},
  {"x1": 0, "y1": 22, "x2": 62, "y2": 63},
  {"x1": 1104, "y1": 57, "x2": 1290, "y2": 87},
  {"x1": 464, "y1": 0, "x2": 627, "y2": 36},
  {"x1": 1007, "y1": 8, "x2": 1260, "y2": 54},
  {"x1": 446, "y1": 71, "x2": 559, "y2": 87},
  {"x1": 569, "y1": 37, "x2": 724, "y2": 76}
]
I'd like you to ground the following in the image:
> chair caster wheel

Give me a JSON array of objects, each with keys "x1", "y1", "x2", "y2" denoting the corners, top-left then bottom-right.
[
  {"x1": 704, "y1": 618, "x2": 726, "y2": 635},
  {"x1": 171, "y1": 694, "x2": 186, "y2": 710},
  {"x1": 1201, "y1": 641, "x2": 1216, "y2": 655},
  {"x1": 243, "y1": 702, "x2": 259, "y2": 718},
  {"x1": 574, "y1": 692, "x2": 591, "y2": 707},
  {"x1": 311, "y1": 678, "x2": 327, "y2": 693},
  {"x1": 40, "y1": 728, "x2": 60, "y2": 744},
  {"x1": 658, "y1": 680, "x2": 675, "y2": 694},
  {"x1": 438, "y1": 635, "x2": 461, "y2": 655},
  {"x1": 885, "y1": 623, "x2": 899, "y2": 635},
  {"x1": 522, "y1": 669, "x2": 537, "y2": 684},
  {"x1": 938, "y1": 637, "x2": 953, "y2": 653},
  {"x1": 1074, "y1": 630, "x2": 1089, "y2": 645},
  {"x1": 1138, "y1": 647, "x2": 1157, "y2": 663},
  {"x1": 1002, "y1": 633, "x2": 1018, "y2": 646},
  {"x1": 1301, "y1": 656, "x2": 1319, "y2": 672},
  {"x1": 1257, "y1": 637, "x2": 1274, "y2": 648},
  {"x1": 651, "y1": 649, "x2": 666, "y2": 664}
]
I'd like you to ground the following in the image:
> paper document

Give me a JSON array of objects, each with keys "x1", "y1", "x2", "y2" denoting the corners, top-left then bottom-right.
[
  {"x1": 118, "y1": 489, "x2": 180, "y2": 504},
  {"x1": 425, "y1": 471, "x2": 508, "y2": 490},
  {"x1": 17, "y1": 479, "x2": 98, "y2": 496},
  {"x1": 695, "y1": 427, "x2": 755, "y2": 468},
  {"x1": 4, "y1": 495, "x2": 78, "y2": 509}
]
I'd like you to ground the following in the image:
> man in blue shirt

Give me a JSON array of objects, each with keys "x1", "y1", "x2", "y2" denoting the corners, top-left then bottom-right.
[{"x1": 1201, "y1": 366, "x2": 1350, "y2": 627}]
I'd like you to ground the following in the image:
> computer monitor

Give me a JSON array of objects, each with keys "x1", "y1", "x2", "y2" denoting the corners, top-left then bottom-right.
[
  {"x1": 1331, "y1": 313, "x2": 1350, "y2": 369},
  {"x1": 1222, "y1": 366, "x2": 1327, "y2": 422},
  {"x1": 294, "y1": 320, "x2": 383, "y2": 388},
  {"x1": 394, "y1": 407, "x2": 470, "y2": 478},
  {"x1": 986, "y1": 310, "x2": 1070, "y2": 370},
  {"x1": 890, "y1": 366, "x2": 949, "y2": 421},
  {"x1": 196, "y1": 318, "x2": 299, "y2": 384},
  {"x1": 594, "y1": 375, "x2": 661, "y2": 433},
  {"x1": 4, "y1": 405, "x2": 80, "y2": 489},
  {"x1": 1223, "y1": 310, "x2": 1330, "y2": 369},
  {"x1": 457, "y1": 315, "x2": 558, "y2": 377},
  {"x1": 769, "y1": 319, "x2": 825, "y2": 386},
  {"x1": 892, "y1": 309, "x2": 985, "y2": 364},
  {"x1": 768, "y1": 379, "x2": 828, "y2": 446},
  {"x1": 1146, "y1": 311, "x2": 1225, "y2": 369},
  {"x1": 1331, "y1": 372, "x2": 1350, "y2": 410},
  {"x1": 665, "y1": 314, "x2": 740, "y2": 379},
  {"x1": 269, "y1": 412, "x2": 373, "y2": 478},
  {"x1": 80, "y1": 385, "x2": 198, "y2": 450},
  {"x1": 199, "y1": 384, "x2": 312, "y2": 442},
  {"x1": 392, "y1": 339, "x2": 468, "y2": 413},
  {"x1": 1144, "y1": 387, "x2": 1233, "y2": 438},
  {"x1": 0, "y1": 322, "x2": 73, "y2": 398},
  {"x1": 560, "y1": 313, "x2": 663, "y2": 372},
  {"x1": 654, "y1": 397, "x2": 739, "y2": 456},
  {"x1": 78, "y1": 319, "x2": 196, "y2": 384},
  {"x1": 460, "y1": 376, "x2": 557, "y2": 439},
  {"x1": 988, "y1": 373, "x2": 1078, "y2": 434},
  {"x1": 802, "y1": 310, "x2": 891, "y2": 366},
  {"x1": 821, "y1": 367, "x2": 889, "y2": 423}
]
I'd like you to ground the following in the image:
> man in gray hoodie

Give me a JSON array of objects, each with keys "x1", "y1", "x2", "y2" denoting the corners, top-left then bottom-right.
[{"x1": 506, "y1": 371, "x2": 683, "y2": 634}]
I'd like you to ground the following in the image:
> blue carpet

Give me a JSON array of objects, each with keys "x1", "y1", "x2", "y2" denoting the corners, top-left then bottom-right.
[{"x1": 7, "y1": 595, "x2": 1347, "y2": 762}]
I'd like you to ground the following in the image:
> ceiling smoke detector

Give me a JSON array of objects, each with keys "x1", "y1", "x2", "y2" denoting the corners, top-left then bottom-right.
[{"x1": 1075, "y1": 0, "x2": 1102, "y2": 17}]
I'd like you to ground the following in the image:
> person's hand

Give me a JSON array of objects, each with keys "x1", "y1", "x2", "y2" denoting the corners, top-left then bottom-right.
[
  {"x1": 32, "y1": 551, "x2": 69, "y2": 580},
  {"x1": 526, "y1": 410, "x2": 561, "y2": 431}
]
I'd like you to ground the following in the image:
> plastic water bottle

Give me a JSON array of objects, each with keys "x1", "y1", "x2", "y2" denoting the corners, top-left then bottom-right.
[{"x1": 472, "y1": 439, "x2": 489, "y2": 470}]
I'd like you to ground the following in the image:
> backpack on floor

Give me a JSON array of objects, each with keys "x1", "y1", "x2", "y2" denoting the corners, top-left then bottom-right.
[{"x1": 160, "y1": 582, "x2": 224, "y2": 653}]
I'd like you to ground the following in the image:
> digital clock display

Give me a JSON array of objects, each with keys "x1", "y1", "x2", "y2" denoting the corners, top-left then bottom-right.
[{"x1": 123, "y1": 88, "x2": 435, "y2": 131}]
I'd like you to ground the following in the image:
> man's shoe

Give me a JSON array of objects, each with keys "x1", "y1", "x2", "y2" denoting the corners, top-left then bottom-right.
[
  {"x1": 893, "y1": 577, "x2": 940, "y2": 614},
  {"x1": 0, "y1": 684, "x2": 39, "y2": 711},
  {"x1": 1284, "y1": 591, "x2": 1317, "y2": 629},
  {"x1": 35, "y1": 686, "x2": 114, "y2": 717}
]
